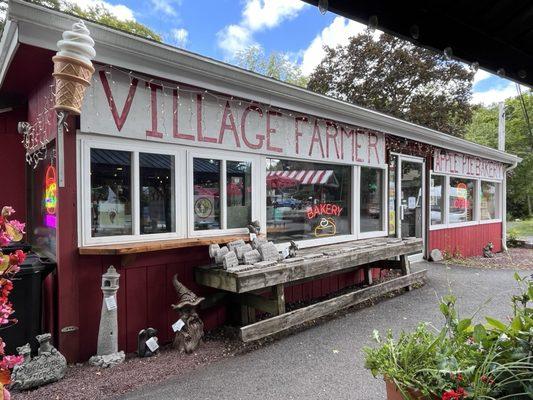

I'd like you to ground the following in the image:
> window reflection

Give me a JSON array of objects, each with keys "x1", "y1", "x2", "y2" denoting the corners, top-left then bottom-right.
[
  {"x1": 449, "y1": 177, "x2": 475, "y2": 223},
  {"x1": 227, "y1": 161, "x2": 252, "y2": 229},
  {"x1": 140, "y1": 153, "x2": 175, "y2": 234},
  {"x1": 430, "y1": 175, "x2": 445, "y2": 225},
  {"x1": 266, "y1": 159, "x2": 351, "y2": 242},
  {"x1": 480, "y1": 181, "x2": 498, "y2": 220},
  {"x1": 91, "y1": 149, "x2": 132, "y2": 236},
  {"x1": 193, "y1": 158, "x2": 221, "y2": 230},
  {"x1": 360, "y1": 167, "x2": 383, "y2": 233}
]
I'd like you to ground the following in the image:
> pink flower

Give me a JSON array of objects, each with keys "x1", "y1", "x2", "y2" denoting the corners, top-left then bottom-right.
[
  {"x1": 8, "y1": 250, "x2": 25, "y2": 266},
  {"x1": 0, "y1": 355, "x2": 23, "y2": 369},
  {"x1": 3, "y1": 387, "x2": 10, "y2": 400},
  {"x1": 0, "y1": 339, "x2": 5, "y2": 355},
  {"x1": 0, "y1": 231, "x2": 11, "y2": 246}
]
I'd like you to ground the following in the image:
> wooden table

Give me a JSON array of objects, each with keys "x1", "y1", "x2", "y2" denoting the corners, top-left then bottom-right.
[{"x1": 195, "y1": 237, "x2": 426, "y2": 342}]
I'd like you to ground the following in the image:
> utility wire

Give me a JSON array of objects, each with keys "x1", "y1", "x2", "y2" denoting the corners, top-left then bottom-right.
[{"x1": 516, "y1": 84, "x2": 533, "y2": 150}]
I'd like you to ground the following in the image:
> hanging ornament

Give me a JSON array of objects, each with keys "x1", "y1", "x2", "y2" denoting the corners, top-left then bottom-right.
[
  {"x1": 318, "y1": 0, "x2": 328, "y2": 15},
  {"x1": 443, "y1": 47, "x2": 453, "y2": 60},
  {"x1": 409, "y1": 25, "x2": 420, "y2": 40},
  {"x1": 517, "y1": 69, "x2": 527, "y2": 79},
  {"x1": 471, "y1": 61, "x2": 479, "y2": 73},
  {"x1": 497, "y1": 68, "x2": 506, "y2": 77},
  {"x1": 368, "y1": 15, "x2": 378, "y2": 31}
]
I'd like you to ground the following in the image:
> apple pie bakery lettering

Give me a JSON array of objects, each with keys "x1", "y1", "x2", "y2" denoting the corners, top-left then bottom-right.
[
  {"x1": 81, "y1": 71, "x2": 385, "y2": 167},
  {"x1": 433, "y1": 150, "x2": 504, "y2": 180}
]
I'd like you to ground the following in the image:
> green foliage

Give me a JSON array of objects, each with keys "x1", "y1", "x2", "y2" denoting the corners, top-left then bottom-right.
[
  {"x1": 235, "y1": 46, "x2": 309, "y2": 88},
  {"x1": 307, "y1": 32, "x2": 475, "y2": 137},
  {"x1": 364, "y1": 275, "x2": 533, "y2": 399},
  {"x1": 0, "y1": 1, "x2": 161, "y2": 42},
  {"x1": 506, "y1": 229, "x2": 521, "y2": 248},
  {"x1": 465, "y1": 93, "x2": 533, "y2": 219}
]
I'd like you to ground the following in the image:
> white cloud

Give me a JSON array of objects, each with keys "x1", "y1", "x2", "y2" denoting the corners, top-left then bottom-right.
[
  {"x1": 171, "y1": 28, "x2": 188, "y2": 48},
  {"x1": 150, "y1": 0, "x2": 179, "y2": 17},
  {"x1": 473, "y1": 69, "x2": 492, "y2": 85},
  {"x1": 242, "y1": 0, "x2": 306, "y2": 31},
  {"x1": 471, "y1": 83, "x2": 528, "y2": 106},
  {"x1": 301, "y1": 16, "x2": 368, "y2": 75},
  {"x1": 71, "y1": 0, "x2": 135, "y2": 21},
  {"x1": 218, "y1": 24, "x2": 256, "y2": 57},
  {"x1": 217, "y1": 0, "x2": 308, "y2": 58}
]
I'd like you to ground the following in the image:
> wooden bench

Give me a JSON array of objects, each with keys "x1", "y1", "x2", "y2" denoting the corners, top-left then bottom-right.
[{"x1": 195, "y1": 237, "x2": 425, "y2": 342}]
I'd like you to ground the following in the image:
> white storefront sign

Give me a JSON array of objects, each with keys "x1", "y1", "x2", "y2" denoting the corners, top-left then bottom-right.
[
  {"x1": 433, "y1": 149, "x2": 504, "y2": 180},
  {"x1": 81, "y1": 70, "x2": 385, "y2": 166}
]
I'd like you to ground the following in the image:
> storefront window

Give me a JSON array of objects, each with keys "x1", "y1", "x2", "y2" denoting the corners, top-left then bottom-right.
[
  {"x1": 480, "y1": 181, "x2": 499, "y2": 220},
  {"x1": 193, "y1": 158, "x2": 221, "y2": 230},
  {"x1": 449, "y1": 177, "x2": 475, "y2": 223},
  {"x1": 140, "y1": 153, "x2": 175, "y2": 234},
  {"x1": 227, "y1": 161, "x2": 252, "y2": 229},
  {"x1": 91, "y1": 148, "x2": 132, "y2": 237},
  {"x1": 360, "y1": 167, "x2": 384, "y2": 233},
  {"x1": 430, "y1": 175, "x2": 445, "y2": 225},
  {"x1": 266, "y1": 159, "x2": 351, "y2": 242}
]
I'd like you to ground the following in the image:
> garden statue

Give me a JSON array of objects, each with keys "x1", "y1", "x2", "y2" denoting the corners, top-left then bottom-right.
[
  {"x1": 10, "y1": 334, "x2": 67, "y2": 390},
  {"x1": 89, "y1": 266, "x2": 125, "y2": 368},
  {"x1": 288, "y1": 241, "x2": 298, "y2": 258},
  {"x1": 483, "y1": 242, "x2": 494, "y2": 258},
  {"x1": 171, "y1": 274, "x2": 205, "y2": 354},
  {"x1": 247, "y1": 220, "x2": 261, "y2": 235},
  {"x1": 137, "y1": 328, "x2": 159, "y2": 358}
]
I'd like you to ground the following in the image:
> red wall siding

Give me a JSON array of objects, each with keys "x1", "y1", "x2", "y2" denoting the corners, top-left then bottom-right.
[
  {"x1": 0, "y1": 107, "x2": 27, "y2": 221},
  {"x1": 429, "y1": 222, "x2": 502, "y2": 258}
]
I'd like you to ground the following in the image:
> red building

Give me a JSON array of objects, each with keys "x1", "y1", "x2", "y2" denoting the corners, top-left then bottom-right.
[{"x1": 0, "y1": 1, "x2": 520, "y2": 362}]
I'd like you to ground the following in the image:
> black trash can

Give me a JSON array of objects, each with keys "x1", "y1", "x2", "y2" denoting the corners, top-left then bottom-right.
[{"x1": 1, "y1": 252, "x2": 55, "y2": 355}]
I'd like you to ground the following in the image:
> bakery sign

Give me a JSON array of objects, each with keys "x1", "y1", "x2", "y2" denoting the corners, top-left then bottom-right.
[
  {"x1": 433, "y1": 149, "x2": 504, "y2": 180},
  {"x1": 81, "y1": 70, "x2": 385, "y2": 167}
]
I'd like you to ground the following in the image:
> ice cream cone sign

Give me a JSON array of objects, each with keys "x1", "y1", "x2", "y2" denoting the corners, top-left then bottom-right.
[{"x1": 53, "y1": 20, "x2": 96, "y2": 115}]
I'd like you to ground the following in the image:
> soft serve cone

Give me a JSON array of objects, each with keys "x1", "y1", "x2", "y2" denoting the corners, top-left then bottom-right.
[{"x1": 53, "y1": 20, "x2": 96, "y2": 115}]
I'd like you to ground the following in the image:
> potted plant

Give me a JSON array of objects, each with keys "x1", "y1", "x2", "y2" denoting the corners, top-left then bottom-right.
[{"x1": 364, "y1": 274, "x2": 532, "y2": 399}]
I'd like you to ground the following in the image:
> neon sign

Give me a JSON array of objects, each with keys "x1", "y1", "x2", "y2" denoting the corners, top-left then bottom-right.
[
  {"x1": 306, "y1": 203, "x2": 343, "y2": 220},
  {"x1": 453, "y1": 182, "x2": 469, "y2": 209},
  {"x1": 44, "y1": 166, "x2": 57, "y2": 228},
  {"x1": 314, "y1": 217, "x2": 336, "y2": 237}
]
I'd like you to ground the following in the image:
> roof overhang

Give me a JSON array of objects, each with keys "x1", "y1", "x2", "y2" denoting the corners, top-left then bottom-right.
[
  {"x1": 304, "y1": 0, "x2": 533, "y2": 89},
  {"x1": 2, "y1": 0, "x2": 521, "y2": 166}
]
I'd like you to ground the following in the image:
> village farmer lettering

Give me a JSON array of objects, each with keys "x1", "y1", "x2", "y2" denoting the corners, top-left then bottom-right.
[{"x1": 83, "y1": 71, "x2": 386, "y2": 167}]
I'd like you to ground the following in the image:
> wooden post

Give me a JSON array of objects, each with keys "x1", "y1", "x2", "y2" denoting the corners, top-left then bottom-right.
[
  {"x1": 364, "y1": 267, "x2": 373, "y2": 286},
  {"x1": 240, "y1": 305, "x2": 256, "y2": 326},
  {"x1": 400, "y1": 255, "x2": 411, "y2": 291},
  {"x1": 272, "y1": 284, "x2": 286, "y2": 315}
]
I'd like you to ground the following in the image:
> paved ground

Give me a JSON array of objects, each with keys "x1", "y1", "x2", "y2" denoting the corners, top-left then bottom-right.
[{"x1": 118, "y1": 262, "x2": 527, "y2": 400}]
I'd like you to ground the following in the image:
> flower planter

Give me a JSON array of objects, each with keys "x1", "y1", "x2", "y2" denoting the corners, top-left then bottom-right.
[{"x1": 385, "y1": 380, "x2": 428, "y2": 400}]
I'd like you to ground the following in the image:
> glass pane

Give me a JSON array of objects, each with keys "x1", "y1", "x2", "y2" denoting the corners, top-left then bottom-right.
[
  {"x1": 140, "y1": 153, "x2": 175, "y2": 234},
  {"x1": 388, "y1": 155, "x2": 397, "y2": 236},
  {"x1": 400, "y1": 161, "x2": 423, "y2": 238},
  {"x1": 430, "y1": 175, "x2": 445, "y2": 225},
  {"x1": 91, "y1": 148, "x2": 132, "y2": 237},
  {"x1": 193, "y1": 158, "x2": 221, "y2": 230},
  {"x1": 449, "y1": 177, "x2": 475, "y2": 223},
  {"x1": 360, "y1": 167, "x2": 383, "y2": 233},
  {"x1": 266, "y1": 159, "x2": 351, "y2": 242},
  {"x1": 480, "y1": 181, "x2": 498, "y2": 220},
  {"x1": 227, "y1": 161, "x2": 252, "y2": 229}
]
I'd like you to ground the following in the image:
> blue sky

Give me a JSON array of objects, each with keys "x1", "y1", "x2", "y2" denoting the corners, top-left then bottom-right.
[{"x1": 75, "y1": 0, "x2": 526, "y2": 106}]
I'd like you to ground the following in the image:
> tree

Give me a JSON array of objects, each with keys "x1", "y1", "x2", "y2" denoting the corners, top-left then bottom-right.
[
  {"x1": 235, "y1": 46, "x2": 308, "y2": 88},
  {"x1": 465, "y1": 92, "x2": 533, "y2": 218},
  {"x1": 307, "y1": 32, "x2": 474, "y2": 137},
  {"x1": 0, "y1": 0, "x2": 162, "y2": 42}
]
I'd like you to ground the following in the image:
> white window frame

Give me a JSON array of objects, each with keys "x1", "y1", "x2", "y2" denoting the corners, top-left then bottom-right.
[
  {"x1": 429, "y1": 172, "x2": 503, "y2": 231},
  {"x1": 357, "y1": 164, "x2": 388, "y2": 239},
  {"x1": 187, "y1": 149, "x2": 261, "y2": 238},
  {"x1": 78, "y1": 135, "x2": 186, "y2": 246},
  {"x1": 479, "y1": 179, "x2": 502, "y2": 224}
]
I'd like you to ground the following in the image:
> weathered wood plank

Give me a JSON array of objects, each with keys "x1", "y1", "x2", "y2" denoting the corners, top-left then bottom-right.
[
  {"x1": 239, "y1": 270, "x2": 427, "y2": 342},
  {"x1": 79, "y1": 234, "x2": 254, "y2": 255},
  {"x1": 238, "y1": 293, "x2": 279, "y2": 315},
  {"x1": 212, "y1": 239, "x2": 422, "y2": 293}
]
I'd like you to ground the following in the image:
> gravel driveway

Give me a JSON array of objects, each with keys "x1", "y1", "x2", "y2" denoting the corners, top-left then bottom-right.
[{"x1": 118, "y1": 261, "x2": 527, "y2": 400}]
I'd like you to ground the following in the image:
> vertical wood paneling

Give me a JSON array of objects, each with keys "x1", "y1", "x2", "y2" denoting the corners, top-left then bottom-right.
[
  {"x1": 125, "y1": 267, "x2": 148, "y2": 353},
  {"x1": 429, "y1": 222, "x2": 502, "y2": 258},
  {"x1": 146, "y1": 264, "x2": 167, "y2": 343}
]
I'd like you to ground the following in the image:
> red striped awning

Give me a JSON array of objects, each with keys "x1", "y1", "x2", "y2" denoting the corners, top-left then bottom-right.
[{"x1": 266, "y1": 170, "x2": 336, "y2": 186}]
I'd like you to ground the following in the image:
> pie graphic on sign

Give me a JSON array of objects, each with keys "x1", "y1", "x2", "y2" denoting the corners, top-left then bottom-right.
[
  {"x1": 194, "y1": 197, "x2": 213, "y2": 219},
  {"x1": 314, "y1": 217, "x2": 336, "y2": 237}
]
